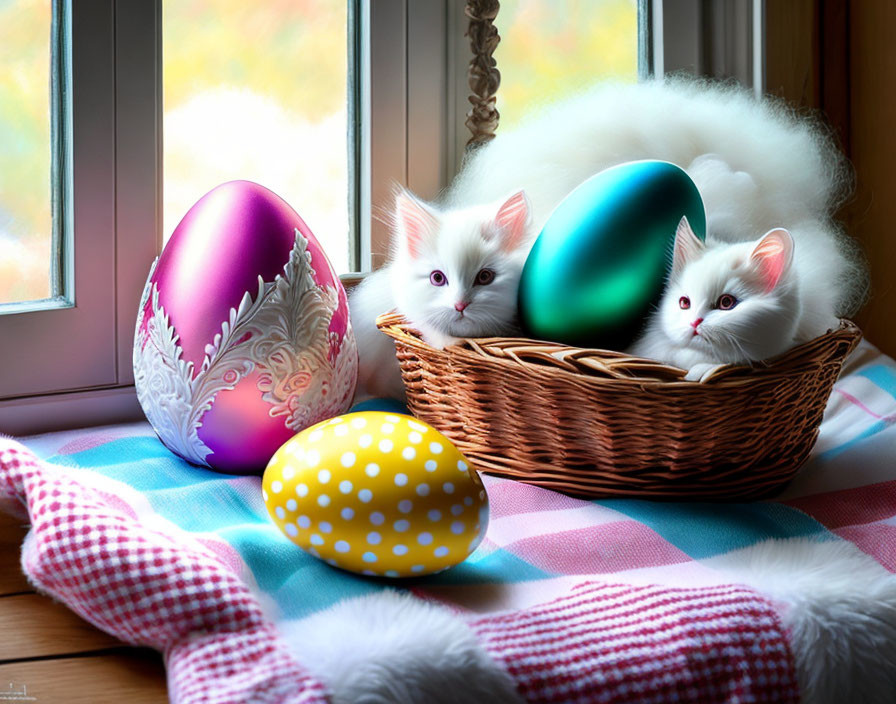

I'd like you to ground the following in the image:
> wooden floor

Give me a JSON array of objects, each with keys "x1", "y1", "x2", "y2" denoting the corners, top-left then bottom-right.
[{"x1": 0, "y1": 511, "x2": 168, "y2": 703}]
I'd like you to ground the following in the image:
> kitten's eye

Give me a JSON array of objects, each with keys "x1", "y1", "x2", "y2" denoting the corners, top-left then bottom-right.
[
  {"x1": 474, "y1": 268, "x2": 495, "y2": 286},
  {"x1": 716, "y1": 294, "x2": 738, "y2": 310},
  {"x1": 429, "y1": 270, "x2": 447, "y2": 286},
  {"x1": 679, "y1": 296, "x2": 691, "y2": 310}
]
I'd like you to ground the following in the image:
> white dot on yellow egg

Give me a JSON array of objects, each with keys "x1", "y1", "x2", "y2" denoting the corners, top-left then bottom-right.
[
  {"x1": 443, "y1": 482, "x2": 455, "y2": 494},
  {"x1": 262, "y1": 490, "x2": 268, "y2": 502},
  {"x1": 408, "y1": 432, "x2": 422, "y2": 444},
  {"x1": 451, "y1": 504, "x2": 463, "y2": 516},
  {"x1": 411, "y1": 565, "x2": 425, "y2": 573},
  {"x1": 285, "y1": 524, "x2": 298, "y2": 537},
  {"x1": 434, "y1": 546, "x2": 449, "y2": 557},
  {"x1": 341, "y1": 452, "x2": 356, "y2": 467},
  {"x1": 351, "y1": 417, "x2": 367, "y2": 429},
  {"x1": 428, "y1": 509, "x2": 441, "y2": 521},
  {"x1": 370, "y1": 511, "x2": 385, "y2": 525},
  {"x1": 306, "y1": 449, "x2": 321, "y2": 466},
  {"x1": 409, "y1": 421, "x2": 428, "y2": 433},
  {"x1": 457, "y1": 460, "x2": 468, "y2": 472},
  {"x1": 318, "y1": 494, "x2": 330, "y2": 507},
  {"x1": 425, "y1": 460, "x2": 437, "y2": 472},
  {"x1": 451, "y1": 521, "x2": 464, "y2": 534},
  {"x1": 339, "y1": 480, "x2": 353, "y2": 494},
  {"x1": 416, "y1": 483, "x2": 430, "y2": 497},
  {"x1": 271, "y1": 481, "x2": 283, "y2": 494},
  {"x1": 298, "y1": 516, "x2": 311, "y2": 528},
  {"x1": 402, "y1": 447, "x2": 416, "y2": 460},
  {"x1": 286, "y1": 499, "x2": 297, "y2": 511},
  {"x1": 417, "y1": 532, "x2": 433, "y2": 545},
  {"x1": 393, "y1": 544, "x2": 408, "y2": 555},
  {"x1": 394, "y1": 519, "x2": 410, "y2": 532},
  {"x1": 395, "y1": 473, "x2": 408, "y2": 486},
  {"x1": 381, "y1": 423, "x2": 395, "y2": 434},
  {"x1": 379, "y1": 439, "x2": 394, "y2": 453},
  {"x1": 335, "y1": 541, "x2": 350, "y2": 553},
  {"x1": 359, "y1": 434, "x2": 373, "y2": 448},
  {"x1": 358, "y1": 489, "x2": 373, "y2": 503},
  {"x1": 296, "y1": 483, "x2": 309, "y2": 497},
  {"x1": 275, "y1": 506, "x2": 286, "y2": 520},
  {"x1": 320, "y1": 521, "x2": 333, "y2": 533},
  {"x1": 367, "y1": 531, "x2": 382, "y2": 545},
  {"x1": 464, "y1": 497, "x2": 473, "y2": 506},
  {"x1": 341, "y1": 507, "x2": 354, "y2": 520},
  {"x1": 282, "y1": 465, "x2": 295, "y2": 480},
  {"x1": 430, "y1": 442, "x2": 443, "y2": 454},
  {"x1": 385, "y1": 570, "x2": 400, "y2": 578},
  {"x1": 310, "y1": 534, "x2": 324, "y2": 546},
  {"x1": 308, "y1": 430, "x2": 323, "y2": 442},
  {"x1": 334, "y1": 425, "x2": 349, "y2": 437},
  {"x1": 386, "y1": 415, "x2": 401, "y2": 423},
  {"x1": 318, "y1": 469, "x2": 331, "y2": 484},
  {"x1": 399, "y1": 500, "x2": 413, "y2": 514},
  {"x1": 365, "y1": 463, "x2": 380, "y2": 477},
  {"x1": 363, "y1": 552, "x2": 377, "y2": 563}
]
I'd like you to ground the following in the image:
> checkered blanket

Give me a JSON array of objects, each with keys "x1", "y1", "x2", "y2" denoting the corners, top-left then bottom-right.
[{"x1": 3, "y1": 339, "x2": 895, "y2": 702}]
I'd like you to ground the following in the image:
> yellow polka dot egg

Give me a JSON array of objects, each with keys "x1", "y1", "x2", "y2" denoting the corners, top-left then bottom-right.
[{"x1": 262, "y1": 412, "x2": 489, "y2": 577}]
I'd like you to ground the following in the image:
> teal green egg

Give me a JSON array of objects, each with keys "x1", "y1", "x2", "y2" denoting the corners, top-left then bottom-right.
[{"x1": 518, "y1": 160, "x2": 706, "y2": 349}]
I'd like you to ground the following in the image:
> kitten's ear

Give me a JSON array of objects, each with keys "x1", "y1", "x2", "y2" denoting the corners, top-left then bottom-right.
[
  {"x1": 672, "y1": 217, "x2": 705, "y2": 275},
  {"x1": 751, "y1": 228, "x2": 794, "y2": 293},
  {"x1": 493, "y1": 190, "x2": 531, "y2": 252},
  {"x1": 395, "y1": 189, "x2": 437, "y2": 258}
]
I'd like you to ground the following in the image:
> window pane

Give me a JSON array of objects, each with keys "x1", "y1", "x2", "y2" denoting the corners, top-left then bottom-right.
[
  {"x1": 494, "y1": 0, "x2": 639, "y2": 130},
  {"x1": 163, "y1": 0, "x2": 351, "y2": 273},
  {"x1": 0, "y1": 0, "x2": 53, "y2": 305}
]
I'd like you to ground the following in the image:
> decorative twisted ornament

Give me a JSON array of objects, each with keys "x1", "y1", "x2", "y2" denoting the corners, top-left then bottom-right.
[{"x1": 465, "y1": 0, "x2": 501, "y2": 149}]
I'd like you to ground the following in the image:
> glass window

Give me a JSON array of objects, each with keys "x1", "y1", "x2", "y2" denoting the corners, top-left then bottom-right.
[
  {"x1": 494, "y1": 0, "x2": 640, "y2": 130},
  {"x1": 0, "y1": 0, "x2": 54, "y2": 305},
  {"x1": 163, "y1": 0, "x2": 352, "y2": 273}
]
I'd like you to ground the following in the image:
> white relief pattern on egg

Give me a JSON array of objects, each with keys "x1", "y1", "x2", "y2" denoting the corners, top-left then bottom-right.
[
  {"x1": 398, "y1": 500, "x2": 413, "y2": 514},
  {"x1": 286, "y1": 499, "x2": 297, "y2": 511},
  {"x1": 417, "y1": 532, "x2": 433, "y2": 545},
  {"x1": 428, "y1": 509, "x2": 442, "y2": 521},
  {"x1": 306, "y1": 449, "x2": 321, "y2": 466},
  {"x1": 385, "y1": 570, "x2": 400, "y2": 578},
  {"x1": 429, "y1": 442, "x2": 443, "y2": 454},
  {"x1": 327, "y1": 559, "x2": 338, "y2": 566},
  {"x1": 416, "y1": 483, "x2": 430, "y2": 497},
  {"x1": 369, "y1": 512, "x2": 385, "y2": 526},
  {"x1": 359, "y1": 434, "x2": 373, "y2": 448},
  {"x1": 457, "y1": 460, "x2": 468, "y2": 472},
  {"x1": 363, "y1": 552, "x2": 377, "y2": 563},
  {"x1": 351, "y1": 417, "x2": 367, "y2": 429},
  {"x1": 271, "y1": 481, "x2": 283, "y2": 494},
  {"x1": 393, "y1": 544, "x2": 408, "y2": 556},
  {"x1": 335, "y1": 540, "x2": 351, "y2": 553},
  {"x1": 320, "y1": 521, "x2": 333, "y2": 533},
  {"x1": 309, "y1": 547, "x2": 320, "y2": 557},
  {"x1": 464, "y1": 497, "x2": 473, "y2": 506},
  {"x1": 402, "y1": 447, "x2": 416, "y2": 460},
  {"x1": 318, "y1": 494, "x2": 331, "y2": 507},
  {"x1": 367, "y1": 531, "x2": 382, "y2": 545},
  {"x1": 451, "y1": 505, "x2": 463, "y2": 516},
  {"x1": 275, "y1": 506, "x2": 286, "y2": 520},
  {"x1": 282, "y1": 465, "x2": 295, "y2": 480},
  {"x1": 298, "y1": 515, "x2": 311, "y2": 529},
  {"x1": 381, "y1": 424, "x2": 395, "y2": 434},
  {"x1": 443, "y1": 482, "x2": 455, "y2": 494},
  {"x1": 308, "y1": 430, "x2": 324, "y2": 443},
  {"x1": 339, "y1": 480, "x2": 353, "y2": 494},
  {"x1": 434, "y1": 546, "x2": 449, "y2": 557},
  {"x1": 318, "y1": 469, "x2": 331, "y2": 484},
  {"x1": 385, "y1": 415, "x2": 401, "y2": 423},
  {"x1": 310, "y1": 534, "x2": 324, "y2": 546},
  {"x1": 358, "y1": 489, "x2": 373, "y2": 503},
  {"x1": 451, "y1": 521, "x2": 464, "y2": 535},
  {"x1": 408, "y1": 421, "x2": 428, "y2": 433},
  {"x1": 296, "y1": 483, "x2": 309, "y2": 497},
  {"x1": 285, "y1": 524, "x2": 298, "y2": 537},
  {"x1": 411, "y1": 564, "x2": 425, "y2": 573},
  {"x1": 341, "y1": 507, "x2": 354, "y2": 520},
  {"x1": 365, "y1": 463, "x2": 380, "y2": 477},
  {"x1": 408, "y1": 432, "x2": 423, "y2": 444},
  {"x1": 425, "y1": 460, "x2": 437, "y2": 472},
  {"x1": 341, "y1": 452, "x2": 356, "y2": 467},
  {"x1": 262, "y1": 490, "x2": 268, "y2": 502},
  {"x1": 394, "y1": 473, "x2": 408, "y2": 486},
  {"x1": 379, "y1": 439, "x2": 394, "y2": 453},
  {"x1": 334, "y1": 425, "x2": 349, "y2": 437},
  {"x1": 394, "y1": 520, "x2": 410, "y2": 532}
]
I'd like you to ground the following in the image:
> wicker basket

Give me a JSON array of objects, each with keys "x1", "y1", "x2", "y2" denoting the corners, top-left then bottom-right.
[{"x1": 376, "y1": 313, "x2": 862, "y2": 501}]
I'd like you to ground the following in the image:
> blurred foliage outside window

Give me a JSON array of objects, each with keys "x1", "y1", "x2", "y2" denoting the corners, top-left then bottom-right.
[{"x1": 0, "y1": 0, "x2": 52, "y2": 305}]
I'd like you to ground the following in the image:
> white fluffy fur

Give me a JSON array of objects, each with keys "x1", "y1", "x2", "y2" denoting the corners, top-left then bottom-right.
[
  {"x1": 280, "y1": 542, "x2": 896, "y2": 704},
  {"x1": 278, "y1": 590, "x2": 522, "y2": 704},
  {"x1": 350, "y1": 78, "x2": 868, "y2": 400}
]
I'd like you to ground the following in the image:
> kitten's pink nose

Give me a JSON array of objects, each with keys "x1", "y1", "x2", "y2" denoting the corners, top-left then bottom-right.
[
  {"x1": 691, "y1": 317, "x2": 704, "y2": 332},
  {"x1": 455, "y1": 301, "x2": 469, "y2": 312}
]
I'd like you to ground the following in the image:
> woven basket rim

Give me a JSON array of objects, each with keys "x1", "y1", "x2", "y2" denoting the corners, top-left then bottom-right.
[{"x1": 376, "y1": 312, "x2": 862, "y2": 387}]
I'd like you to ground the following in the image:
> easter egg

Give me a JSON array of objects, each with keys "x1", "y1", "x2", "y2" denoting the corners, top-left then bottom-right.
[
  {"x1": 262, "y1": 412, "x2": 489, "y2": 577},
  {"x1": 133, "y1": 180, "x2": 358, "y2": 475},
  {"x1": 518, "y1": 160, "x2": 706, "y2": 349}
]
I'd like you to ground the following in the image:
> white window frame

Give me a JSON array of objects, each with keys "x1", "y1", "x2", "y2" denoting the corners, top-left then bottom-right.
[{"x1": 0, "y1": 0, "x2": 762, "y2": 436}]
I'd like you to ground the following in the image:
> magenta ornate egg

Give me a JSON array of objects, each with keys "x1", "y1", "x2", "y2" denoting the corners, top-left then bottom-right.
[{"x1": 133, "y1": 180, "x2": 357, "y2": 475}]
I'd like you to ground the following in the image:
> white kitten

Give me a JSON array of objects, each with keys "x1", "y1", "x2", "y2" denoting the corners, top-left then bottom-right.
[
  {"x1": 349, "y1": 189, "x2": 531, "y2": 401},
  {"x1": 630, "y1": 217, "x2": 803, "y2": 380}
]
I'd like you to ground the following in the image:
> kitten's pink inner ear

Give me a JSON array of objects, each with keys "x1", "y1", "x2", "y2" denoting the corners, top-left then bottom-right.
[
  {"x1": 494, "y1": 190, "x2": 530, "y2": 252},
  {"x1": 396, "y1": 192, "x2": 437, "y2": 258},
  {"x1": 672, "y1": 216, "x2": 704, "y2": 275},
  {"x1": 751, "y1": 228, "x2": 793, "y2": 293}
]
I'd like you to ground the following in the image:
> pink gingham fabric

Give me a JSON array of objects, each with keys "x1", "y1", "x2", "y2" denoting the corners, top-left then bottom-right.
[
  {"x1": 471, "y1": 581, "x2": 799, "y2": 704},
  {"x1": 0, "y1": 439, "x2": 328, "y2": 704}
]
